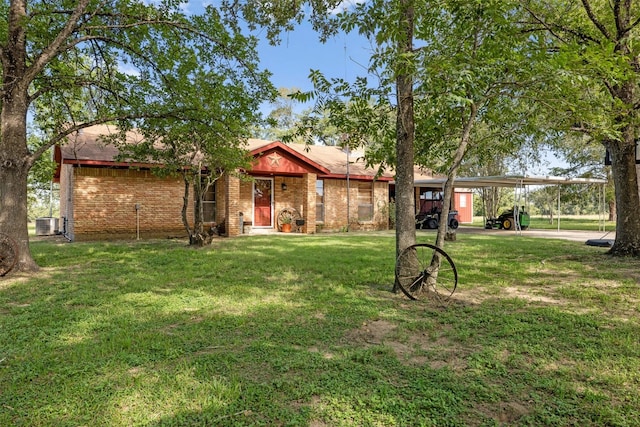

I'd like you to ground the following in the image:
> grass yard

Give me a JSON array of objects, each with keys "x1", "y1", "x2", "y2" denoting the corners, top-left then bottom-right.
[{"x1": 1, "y1": 233, "x2": 639, "y2": 426}]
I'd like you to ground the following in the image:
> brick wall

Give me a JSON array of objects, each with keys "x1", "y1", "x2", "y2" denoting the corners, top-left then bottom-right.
[
  {"x1": 65, "y1": 166, "x2": 390, "y2": 239},
  {"x1": 302, "y1": 173, "x2": 316, "y2": 233},
  {"x1": 275, "y1": 176, "x2": 306, "y2": 223},
  {"x1": 238, "y1": 178, "x2": 254, "y2": 225},
  {"x1": 70, "y1": 167, "x2": 191, "y2": 240},
  {"x1": 225, "y1": 175, "x2": 241, "y2": 236},
  {"x1": 215, "y1": 175, "x2": 227, "y2": 227},
  {"x1": 321, "y1": 178, "x2": 389, "y2": 231}
]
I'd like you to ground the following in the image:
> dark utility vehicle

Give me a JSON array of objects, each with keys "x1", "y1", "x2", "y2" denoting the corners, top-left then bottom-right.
[
  {"x1": 416, "y1": 210, "x2": 460, "y2": 230},
  {"x1": 415, "y1": 191, "x2": 461, "y2": 230}
]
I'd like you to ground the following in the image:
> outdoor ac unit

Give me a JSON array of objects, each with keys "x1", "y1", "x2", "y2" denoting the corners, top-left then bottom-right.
[{"x1": 35, "y1": 217, "x2": 59, "y2": 236}]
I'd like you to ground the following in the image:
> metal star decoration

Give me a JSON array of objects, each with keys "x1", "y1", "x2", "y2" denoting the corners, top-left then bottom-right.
[{"x1": 267, "y1": 152, "x2": 282, "y2": 168}]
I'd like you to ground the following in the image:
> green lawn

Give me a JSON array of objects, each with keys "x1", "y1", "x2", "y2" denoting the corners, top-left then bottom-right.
[{"x1": 1, "y1": 233, "x2": 639, "y2": 426}]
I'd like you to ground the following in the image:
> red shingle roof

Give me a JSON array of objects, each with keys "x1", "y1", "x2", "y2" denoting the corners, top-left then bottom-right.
[{"x1": 56, "y1": 126, "x2": 435, "y2": 182}]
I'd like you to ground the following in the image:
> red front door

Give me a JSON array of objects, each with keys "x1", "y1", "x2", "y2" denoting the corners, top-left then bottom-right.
[{"x1": 253, "y1": 178, "x2": 273, "y2": 227}]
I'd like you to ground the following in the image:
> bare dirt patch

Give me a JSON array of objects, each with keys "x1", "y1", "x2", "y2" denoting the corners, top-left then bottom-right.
[
  {"x1": 502, "y1": 286, "x2": 564, "y2": 304},
  {"x1": 474, "y1": 401, "x2": 531, "y2": 425},
  {"x1": 0, "y1": 267, "x2": 58, "y2": 290},
  {"x1": 345, "y1": 318, "x2": 468, "y2": 370}
]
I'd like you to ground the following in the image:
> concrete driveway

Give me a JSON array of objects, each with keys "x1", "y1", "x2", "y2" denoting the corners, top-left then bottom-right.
[{"x1": 453, "y1": 226, "x2": 616, "y2": 244}]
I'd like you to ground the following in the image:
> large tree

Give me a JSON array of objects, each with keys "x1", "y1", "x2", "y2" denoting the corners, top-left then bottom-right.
[
  {"x1": 521, "y1": 0, "x2": 640, "y2": 256},
  {"x1": 255, "y1": 87, "x2": 305, "y2": 142},
  {"x1": 0, "y1": 0, "x2": 274, "y2": 272},
  {"x1": 293, "y1": 1, "x2": 539, "y2": 237}
]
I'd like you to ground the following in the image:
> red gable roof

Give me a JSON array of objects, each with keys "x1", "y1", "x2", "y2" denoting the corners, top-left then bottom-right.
[
  {"x1": 249, "y1": 141, "x2": 330, "y2": 176},
  {"x1": 246, "y1": 139, "x2": 397, "y2": 182},
  {"x1": 54, "y1": 126, "x2": 432, "y2": 183}
]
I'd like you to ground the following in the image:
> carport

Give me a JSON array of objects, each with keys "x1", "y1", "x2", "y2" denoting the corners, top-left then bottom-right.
[{"x1": 413, "y1": 175, "x2": 609, "y2": 234}]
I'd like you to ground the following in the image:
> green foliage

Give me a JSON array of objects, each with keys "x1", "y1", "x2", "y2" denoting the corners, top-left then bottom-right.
[
  {"x1": 26, "y1": 135, "x2": 58, "y2": 220},
  {"x1": 517, "y1": 0, "x2": 640, "y2": 254},
  {"x1": 11, "y1": 1, "x2": 277, "y2": 162},
  {"x1": 529, "y1": 184, "x2": 606, "y2": 216},
  {"x1": 2, "y1": 234, "x2": 639, "y2": 425},
  {"x1": 254, "y1": 87, "x2": 334, "y2": 144},
  {"x1": 220, "y1": 0, "x2": 342, "y2": 44},
  {"x1": 288, "y1": 73, "x2": 396, "y2": 171},
  {"x1": 286, "y1": 1, "x2": 553, "y2": 176},
  {"x1": 521, "y1": 1, "x2": 636, "y2": 142}
]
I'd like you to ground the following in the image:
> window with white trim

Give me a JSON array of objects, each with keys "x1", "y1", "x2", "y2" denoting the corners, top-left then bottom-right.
[
  {"x1": 358, "y1": 181, "x2": 373, "y2": 221},
  {"x1": 316, "y1": 180, "x2": 324, "y2": 222},
  {"x1": 202, "y1": 181, "x2": 216, "y2": 223}
]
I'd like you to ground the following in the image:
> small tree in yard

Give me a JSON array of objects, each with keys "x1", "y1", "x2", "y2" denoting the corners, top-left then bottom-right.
[
  {"x1": 0, "y1": 1, "x2": 275, "y2": 271},
  {"x1": 116, "y1": 123, "x2": 254, "y2": 247},
  {"x1": 277, "y1": 1, "x2": 544, "y2": 296},
  {"x1": 114, "y1": 67, "x2": 266, "y2": 246}
]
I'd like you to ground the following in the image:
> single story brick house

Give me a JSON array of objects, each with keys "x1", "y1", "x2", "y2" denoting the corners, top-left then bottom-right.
[{"x1": 53, "y1": 125, "x2": 470, "y2": 241}]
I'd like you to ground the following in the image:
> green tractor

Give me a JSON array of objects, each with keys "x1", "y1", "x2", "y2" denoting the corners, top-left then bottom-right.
[{"x1": 485, "y1": 206, "x2": 530, "y2": 230}]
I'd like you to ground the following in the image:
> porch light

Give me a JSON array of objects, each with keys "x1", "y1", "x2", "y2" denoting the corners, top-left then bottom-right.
[{"x1": 281, "y1": 182, "x2": 287, "y2": 191}]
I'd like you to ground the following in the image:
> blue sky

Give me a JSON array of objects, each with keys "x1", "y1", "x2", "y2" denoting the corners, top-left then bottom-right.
[
  {"x1": 255, "y1": 22, "x2": 375, "y2": 114},
  {"x1": 255, "y1": 22, "x2": 373, "y2": 93},
  {"x1": 180, "y1": 1, "x2": 373, "y2": 109}
]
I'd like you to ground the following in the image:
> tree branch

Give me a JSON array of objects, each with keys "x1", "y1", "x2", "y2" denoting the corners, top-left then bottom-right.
[
  {"x1": 581, "y1": 0, "x2": 613, "y2": 40},
  {"x1": 26, "y1": 0, "x2": 91, "y2": 82}
]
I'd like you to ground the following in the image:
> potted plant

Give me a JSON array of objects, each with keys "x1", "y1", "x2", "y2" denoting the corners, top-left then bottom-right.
[{"x1": 280, "y1": 215, "x2": 293, "y2": 232}]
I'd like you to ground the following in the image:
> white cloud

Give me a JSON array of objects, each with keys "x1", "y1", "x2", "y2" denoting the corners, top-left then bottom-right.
[
  {"x1": 329, "y1": 0, "x2": 367, "y2": 15},
  {"x1": 119, "y1": 63, "x2": 140, "y2": 77}
]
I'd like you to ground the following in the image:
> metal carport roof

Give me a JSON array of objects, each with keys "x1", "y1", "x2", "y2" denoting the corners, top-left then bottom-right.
[
  {"x1": 411, "y1": 174, "x2": 609, "y2": 235},
  {"x1": 412, "y1": 175, "x2": 607, "y2": 188}
]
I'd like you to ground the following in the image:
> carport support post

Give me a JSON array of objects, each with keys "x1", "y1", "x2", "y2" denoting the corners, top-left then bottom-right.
[
  {"x1": 598, "y1": 184, "x2": 606, "y2": 232},
  {"x1": 557, "y1": 185, "x2": 561, "y2": 232}
]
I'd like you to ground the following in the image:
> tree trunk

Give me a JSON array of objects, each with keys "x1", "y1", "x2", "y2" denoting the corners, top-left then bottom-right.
[
  {"x1": 180, "y1": 170, "x2": 211, "y2": 247},
  {"x1": 606, "y1": 133, "x2": 640, "y2": 256},
  {"x1": 606, "y1": 16, "x2": 640, "y2": 255},
  {"x1": 485, "y1": 187, "x2": 497, "y2": 219},
  {"x1": 435, "y1": 103, "x2": 477, "y2": 248},
  {"x1": 193, "y1": 168, "x2": 204, "y2": 239},
  {"x1": 0, "y1": 0, "x2": 39, "y2": 272},
  {"x1": 0, "y1": 153, "x2": 38, "y2": 273},
  {"x1": 606, "y1": 170, "x2": 616, "y2": 222},
  {"x1": 189, "y1": 168, "x2": 211, "y2": 247},
  {"x1": 605, "y1": 71, "x2": 640, "y2": 256},
  {"x1": 393, "y1": 0, "x2": 416, "y2": 292},
  {"x1": 181, "y1": 174, "x2": 192, "y2": 236},
  {"x1": 608, "y1": 198, "x2": 616, "y2": 222}
]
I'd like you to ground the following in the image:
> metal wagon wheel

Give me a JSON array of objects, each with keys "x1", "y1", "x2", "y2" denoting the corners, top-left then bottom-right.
[
  {"x1": 0, "y1": 233, "x2": 19, "y2": 276},
  {"x1": 276, "y1": 207, "x2": 302, "y2": 232},
  {"x1": 395, "y1": 243, "x2": 458, "y2": 302}
]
